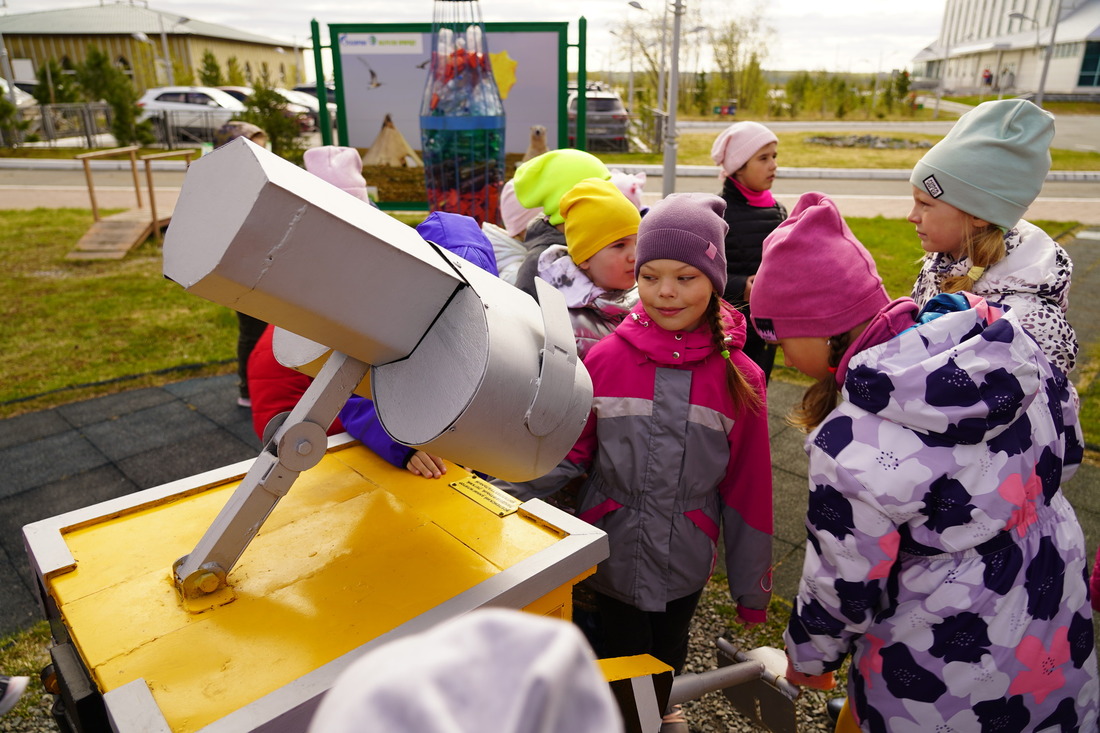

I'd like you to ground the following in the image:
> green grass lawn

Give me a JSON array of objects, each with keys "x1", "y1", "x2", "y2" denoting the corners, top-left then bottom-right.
[{"x1": 0, "y1": 208, "x2": 239, "y2": 415}]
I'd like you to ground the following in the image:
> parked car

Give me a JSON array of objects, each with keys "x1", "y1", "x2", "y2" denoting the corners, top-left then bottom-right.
[
  {"x1": 293, "y1": 82, "x2": 336, "y2": 101},
  {"x1": 136, "y1": 86, "x2": 245, "y2": 141},
  {"x1": 0, "y1": 78, "x2": 37, "y2": 109},
  {"x1": 217, "y1": 86, "x2": 315, "y2": 132},
  {"x1": 279, "y1": 87, "x2": 337, "y2": 130},
  {"x1": 567, "y1": 82, "x2": 629, "y2": 153}
]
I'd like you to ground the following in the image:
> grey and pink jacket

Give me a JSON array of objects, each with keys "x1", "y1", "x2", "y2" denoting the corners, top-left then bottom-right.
[
  {"x1": 785, "y1": 294, "x2": 1098, "y2": 731},
  {"x1": 499, "y1": 301, "x2": 773, "y2": 622}
]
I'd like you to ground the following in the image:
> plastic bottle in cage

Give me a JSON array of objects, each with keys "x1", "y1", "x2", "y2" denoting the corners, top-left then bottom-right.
[{"x1": 419, "y1": 0, "x2": 506, "y2": 226}]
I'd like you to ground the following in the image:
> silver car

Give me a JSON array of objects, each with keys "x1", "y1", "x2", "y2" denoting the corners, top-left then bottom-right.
[{"x1": 137, "y1": 86, "x2": 245, "y2": 141}]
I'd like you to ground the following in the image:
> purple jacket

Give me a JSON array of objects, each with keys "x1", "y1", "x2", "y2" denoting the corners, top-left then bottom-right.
[
  {"x1": 338, "y1": 396, "x2": 413, "y2": 469},
  {"x1": 785, "y1": 295, "x2": 1097, "y2": 731}
]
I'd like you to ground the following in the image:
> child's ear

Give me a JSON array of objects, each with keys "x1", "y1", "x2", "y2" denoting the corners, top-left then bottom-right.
[
  {"x1": 577, "y1": 259, "x2": 591, "y2": 271},
  {"x1": 969, "y1": 214, "x2": 992, "y2": 229}
]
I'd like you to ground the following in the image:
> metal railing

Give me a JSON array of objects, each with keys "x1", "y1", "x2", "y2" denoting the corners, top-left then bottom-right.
[
  {"x1": 143, "y1": 110, "x2": 234, "y2": 147},
  {"x1": 2, "y1": 103, "x2": 113, "y2": 147}
]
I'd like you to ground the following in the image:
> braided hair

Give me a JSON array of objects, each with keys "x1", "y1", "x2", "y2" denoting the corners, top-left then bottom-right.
[
  {"x1": 787, "y1": 331, "x2": 852, "y2": 433},
  {"x1": 704, "y1": 295, "x2": 763, "y2": 415}
]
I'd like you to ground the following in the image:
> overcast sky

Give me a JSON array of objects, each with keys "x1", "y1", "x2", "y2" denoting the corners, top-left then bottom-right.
[{"x1": 5, "y1": 0, "x2": 948, "y2": 77}]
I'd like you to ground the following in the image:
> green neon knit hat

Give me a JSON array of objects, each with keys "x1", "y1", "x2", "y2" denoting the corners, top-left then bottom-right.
[{"x1": 512, "y1": 149, "x2": 610, "y2": 226}]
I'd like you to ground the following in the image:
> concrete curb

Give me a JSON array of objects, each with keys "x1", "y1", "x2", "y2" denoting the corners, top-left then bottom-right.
[{"x1": 611, "y1": 163, "x2": 1100, "y2": 182}]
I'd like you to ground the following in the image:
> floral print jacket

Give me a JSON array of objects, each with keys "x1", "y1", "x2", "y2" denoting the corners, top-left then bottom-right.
[
  {"x1": 910, "y1": 219, "x2": 1077, "y2": 375},
  {"x1": 785, "y1": 294, "x2": 1098, "y2": 732}
]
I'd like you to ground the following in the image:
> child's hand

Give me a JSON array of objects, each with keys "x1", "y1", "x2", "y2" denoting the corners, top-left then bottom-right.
[
  {"x1": 784, "y1": 657, "x2": 836, "y2": 690},
  {"x1": 406, "y1": 451, "x2": 447, "y2": 479}
]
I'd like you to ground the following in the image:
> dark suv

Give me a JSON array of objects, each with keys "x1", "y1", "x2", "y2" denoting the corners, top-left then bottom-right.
[{"x1": 567, "y1": 83, "x2": 629, "y2": 153}]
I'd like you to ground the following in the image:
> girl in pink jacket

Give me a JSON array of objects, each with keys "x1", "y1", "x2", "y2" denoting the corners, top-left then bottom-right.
[{"x1": 497, "y1": 194, "x2": 773, "y2": 730}]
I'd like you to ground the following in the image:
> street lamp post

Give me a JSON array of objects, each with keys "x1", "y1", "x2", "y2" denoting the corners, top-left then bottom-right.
[
  {"x1": 157, "y1": 13, "x2": 175, "y2": 86},
  {"x1": 1035, "y1": 1, "x2": 1063, "y2": 109},
  {"x1": 0, "y1": 30, "x2": 18, "y2": 108},
  {"x1": 660, "y1": 0, "x2": 684, "y2": 197},
  {"x1": 1008, "y1": 6, "x2": 1060, "y2": 108}
]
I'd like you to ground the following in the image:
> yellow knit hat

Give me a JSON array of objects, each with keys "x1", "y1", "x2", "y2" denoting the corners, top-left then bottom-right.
[{"x1": 560, "y1": 178, "x2": 641, "y2": 265}]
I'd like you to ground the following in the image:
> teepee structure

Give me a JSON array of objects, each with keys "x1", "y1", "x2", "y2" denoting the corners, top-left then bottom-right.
[{"x1": 363, "y1": 114, "x2": 423, "y2": 168}]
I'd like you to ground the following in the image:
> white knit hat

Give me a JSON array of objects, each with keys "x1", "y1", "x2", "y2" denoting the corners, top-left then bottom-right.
[{"x1": 308, "y1": 609, "x2": 624, "y2": 733}]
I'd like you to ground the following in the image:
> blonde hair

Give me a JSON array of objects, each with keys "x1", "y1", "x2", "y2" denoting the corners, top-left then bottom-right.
[
  {"x1": 787, "y1": 332, "x2": 852, "y2": 432},
  {"x1": 938, "y1": 223, "x2": 1005, "y2": 293},
  {"x1": 705, "y1": 296, "x2": 763, "y2": 415}
]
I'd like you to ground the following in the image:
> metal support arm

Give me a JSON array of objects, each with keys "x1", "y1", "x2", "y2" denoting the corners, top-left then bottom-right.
[{"x1": 173, "y1": 350, "x2": 370, "y2": 599}]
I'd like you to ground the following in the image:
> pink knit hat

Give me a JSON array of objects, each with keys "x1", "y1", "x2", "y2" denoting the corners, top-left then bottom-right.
[
  {"x1": 710, "y1": 122, "x2": 778, "y2": 179},
  {"x1": 303, "y1": 146, "x2": 369, "y2": 202},
  {"x1": 750, "y1": 192, "x2": 890, "y2": 342},
  {"x1": 499, "y1": 180, "x2": 540, "y2": 238}
]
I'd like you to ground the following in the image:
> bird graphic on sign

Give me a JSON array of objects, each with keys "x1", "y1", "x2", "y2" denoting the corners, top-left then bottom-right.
[{"x1": 358, "y1": 58, "x2": 383, "y2": 89}]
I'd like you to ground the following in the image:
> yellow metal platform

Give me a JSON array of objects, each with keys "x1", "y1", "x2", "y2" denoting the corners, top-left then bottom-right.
[{"x1": 24, "y1": 437, "x2": 605, "y2": 732}]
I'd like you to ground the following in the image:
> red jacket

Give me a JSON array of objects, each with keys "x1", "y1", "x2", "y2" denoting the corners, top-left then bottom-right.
[{"x1": 247, "y1": 325, "x2": 344, "y2": 441}]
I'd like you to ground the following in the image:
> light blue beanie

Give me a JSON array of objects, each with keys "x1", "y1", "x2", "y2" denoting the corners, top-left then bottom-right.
[{"x1": 910, "y1": 99, "x2": 1053, "y2": 230}]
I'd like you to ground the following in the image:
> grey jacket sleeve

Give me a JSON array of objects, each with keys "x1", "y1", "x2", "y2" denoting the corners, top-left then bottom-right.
[{"x1": 490, "y1": 461, "x2": 587, "y2": 501}]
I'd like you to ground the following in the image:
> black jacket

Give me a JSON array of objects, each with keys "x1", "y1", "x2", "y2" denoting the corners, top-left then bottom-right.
[
  {"x1": 719, "y1": 178, "x2": 787, "y2": 305},
  {"x1": 513, "y1": 217, "x2": 567, "y2": 302}
]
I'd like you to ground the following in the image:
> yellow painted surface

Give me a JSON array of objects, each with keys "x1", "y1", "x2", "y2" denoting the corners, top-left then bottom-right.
[
  {"x1": 598, "y1": 655, "x2": 675, "y2": 682},
  {"x1": 47, "y1": 445, "x2": 580, "y2": 732}
]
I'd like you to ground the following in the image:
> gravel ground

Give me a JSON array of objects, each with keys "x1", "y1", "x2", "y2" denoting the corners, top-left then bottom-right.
[{"x1": 680, "y1": 582, "x2": 841, "y2": 733}]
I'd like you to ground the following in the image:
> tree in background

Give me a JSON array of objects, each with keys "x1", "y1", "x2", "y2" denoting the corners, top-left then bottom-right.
[
  {"x1": 226, "y1": 56, "x2": 246, "y2": 86},
  {"x1": 736, "y1": 52, "x2": 768, "y2": 116},
  {"x1": 710, "y1": 14, "x2": 771, "y2": 116},
  {"x1": 74, "y1": 46, "x2": 153, "y2": 145},
  {"x1": 32, "y1": 58, "x2": 81, "y2": 105},
  {"x1": 240, "y1": 76, "x2": 303, "y2": 164},
  {"x1": 0, "y1": 94, "x2": 30, "y2": 147},
  {"x1": 692, "y1": 71, "x2": 709, "y2": 115},
  {"x1": 894, "y1": 70, "x2": 912, "y2": 108},
  {"x1": 199, "y1": 50, "x2": 224, "y2": 87},
  {"x1": 173, "y1": 60, "x2": 195, "y2": 86},
  {"x1": 73, "y1": 47, "x2": 114, "y2": 103}
]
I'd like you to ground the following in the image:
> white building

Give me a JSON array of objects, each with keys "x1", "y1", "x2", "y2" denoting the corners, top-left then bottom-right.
[{"x1": 911, "y1": 0, "x2": 1100, "y2": 100}]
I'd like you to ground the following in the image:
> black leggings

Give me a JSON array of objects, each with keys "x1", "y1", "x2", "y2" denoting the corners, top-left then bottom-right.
[
  {"x1": 236, "y1": 313, "x2": 268, "y2": 399},
  {"x1": 592, "y1": 589, "x2": 703, "y2": 674}
]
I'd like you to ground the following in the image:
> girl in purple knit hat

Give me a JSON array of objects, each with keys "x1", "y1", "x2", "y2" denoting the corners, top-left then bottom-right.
[
  {"x1": 496, "y1": 193, "x2": 773, "y2": 733},
  {"x1": 750, "y1": 190, "x2": 1097, "y2": 732}
]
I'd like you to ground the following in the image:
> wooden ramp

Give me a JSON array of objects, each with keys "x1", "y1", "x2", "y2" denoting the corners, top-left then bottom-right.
[{"x1": 67, "y1": 207, "x2": 171, "y2": 261}]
